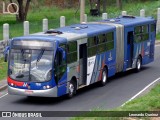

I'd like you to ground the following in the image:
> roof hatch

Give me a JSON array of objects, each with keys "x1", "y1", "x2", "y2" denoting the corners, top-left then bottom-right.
[
  {"x1": 122, "y1": 15, "x2": 135, "y2": 18},
  {"x1": 45, "y1": 30, "x2": 63, "y2": 35},
  {"x1": 71, "y1": 25, "x2": 88, "y2": 30}
]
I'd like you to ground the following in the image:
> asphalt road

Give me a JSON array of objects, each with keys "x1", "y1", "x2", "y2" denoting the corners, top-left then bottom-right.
[{"x1": 0, "y1": 45, "x2": 160, "y2": 120}]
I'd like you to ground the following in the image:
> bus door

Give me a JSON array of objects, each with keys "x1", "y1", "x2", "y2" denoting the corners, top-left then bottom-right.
[
  {"x1": 79, "y1": 43, "x2": 87, "y2": 85},
  {"x1": 150, "y1": 23, "x2": 156, "y2": 58},
  {"x1": 127, "y1": 31, "x2": 134, "y2": 68}
]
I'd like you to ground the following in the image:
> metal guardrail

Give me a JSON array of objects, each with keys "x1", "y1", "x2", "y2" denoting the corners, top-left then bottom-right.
[
  {"x1": 0, "y1": 8, "x2": 160, "y2": 58},
  {"x1": 0, "y1": 40, "x2": 8, "y2": 58}
]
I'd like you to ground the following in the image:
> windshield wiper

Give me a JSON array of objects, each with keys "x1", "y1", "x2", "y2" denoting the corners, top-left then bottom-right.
[
  {"x1": 16, "y1": 74, "x2": 24, "y2": 78},
  {"x1": 36, "y1": 49, "x2": 45, "y2": 67}
]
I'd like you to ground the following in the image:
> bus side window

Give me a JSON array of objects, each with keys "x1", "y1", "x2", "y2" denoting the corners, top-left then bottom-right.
[
  {"x1": 151, "y1": 24, "x2": 156, "y2": 32},
  {"x1": 97, "y1": 34, "x2": 106, "y2": 54},
  {"x1": 134, "y1": 25, "x2": 149, "y2": 43},
  {"x1": 88, "y1": 36, "x2": 97, "y2": 57},
  {"x1": 106, "y1": 32, "x2": 114, "y2": 50},
  {"x1": 88, "y1": 36, "x2": 97, "y2": 47},
  {"x1": 67, "y1": 41, "x2": 77, "y2": 64}
]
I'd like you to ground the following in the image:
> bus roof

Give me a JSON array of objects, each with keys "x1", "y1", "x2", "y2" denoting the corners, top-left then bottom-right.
[
  {"x1": 13, "y1": 16, "x2": 155, "y2": 44},
  {"x1": 56, "y1": 23, "x2": 116, "y2": 36},
  {"x1": 100, "y1": 16, "x2": 155, "y2": 27},
  {"x1": 13, "y1": 23, "x2": 115, "y2": 43},
  {"x1": 13, "y1": 35, "x2": 67, "y2": 44}
]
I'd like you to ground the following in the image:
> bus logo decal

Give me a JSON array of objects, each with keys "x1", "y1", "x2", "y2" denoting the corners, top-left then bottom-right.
[
  {"x1": 23, "y1": 83, "x2": 28, "y2": 87},
  {"x1": 108, "y1": 52, "x2": 113, "y2": 61},
  {"x1": 67, "y1": 67, "x2": 70, "y2": 73}
]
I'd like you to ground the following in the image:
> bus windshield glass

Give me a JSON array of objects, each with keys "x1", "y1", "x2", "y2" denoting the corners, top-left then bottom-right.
[{"x1": 9, "y1": 49, "x2": 54, "y2": 82}]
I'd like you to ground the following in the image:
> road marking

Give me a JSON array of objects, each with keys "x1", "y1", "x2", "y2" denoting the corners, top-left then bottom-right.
[
  {"x1": 121, "y1": 77, "x2": 160, "y2": 107},
  {"x1": 0, "y1": 93, "x2": 8, "y2": 99}
]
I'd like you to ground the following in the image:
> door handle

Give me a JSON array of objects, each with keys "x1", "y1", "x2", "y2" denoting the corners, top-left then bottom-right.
[{"x1": 87, "y1": 73, "x2": 90, "y2": 76}]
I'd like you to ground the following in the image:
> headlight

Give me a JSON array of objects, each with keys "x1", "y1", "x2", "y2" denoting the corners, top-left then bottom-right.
[{"x1": 43, "y1": 85, "x2": 51, "y2": 89}]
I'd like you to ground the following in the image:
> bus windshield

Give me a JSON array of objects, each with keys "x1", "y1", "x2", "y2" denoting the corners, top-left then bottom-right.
[{"x1": 9, "y1": 49, "x2": 54, "y2": 82}]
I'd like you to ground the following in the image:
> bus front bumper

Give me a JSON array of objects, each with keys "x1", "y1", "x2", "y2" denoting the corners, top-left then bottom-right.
[{"x1": 8, "y1": 86, "x2": 57, "y2": 97}]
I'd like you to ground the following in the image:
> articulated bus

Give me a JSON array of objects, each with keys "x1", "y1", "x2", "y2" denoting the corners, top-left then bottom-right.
[{"x1": 6, "y1": 16, "x2": 156, "y2": 98}]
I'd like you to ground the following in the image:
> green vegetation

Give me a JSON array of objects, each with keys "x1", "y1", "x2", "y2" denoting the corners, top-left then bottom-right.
[
  {"x1": 117, "y1": 84, "x2": 160, "y2": 111},
  {"x1": 0, "y1": 7, "x2": 80, "y2": 40},
  {"x1": 72, "y1": 83, "x2": 160, "y2": 120},
  {"x1": 0, "y1": 58, "x2": 8, "y2": 81},
  {"x1": 156, "y1": 33, "x2": 160, "y2": 40},
  {"x1": 0, "y1": 0, "x2": 160, "y2": 40}
]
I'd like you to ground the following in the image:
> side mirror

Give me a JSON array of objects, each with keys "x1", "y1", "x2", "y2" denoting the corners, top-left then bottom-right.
[{"x1": 58, "y1": 47, "x2": 66, "y2": 60}]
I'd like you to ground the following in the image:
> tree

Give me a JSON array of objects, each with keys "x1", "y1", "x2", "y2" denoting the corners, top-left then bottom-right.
[
  {"x1": 102, "y1": 0, "x2": 107, "y2": 13},
  {"x1": 89, "y1": 0, "x2": 101, "y2": 15},
  {"x1": 116, "y1": 0, "x2": 122, "y2": 10},
  {"x1": 10, "y1": 0, "x2": 31, "y2": 22},
  {"x1": 97, "y1": 0, "x2": 100, "y2": 14}
]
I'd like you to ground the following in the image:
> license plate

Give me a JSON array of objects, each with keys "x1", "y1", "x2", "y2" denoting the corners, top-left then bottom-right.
[{"x1": 25, "y1": 90, "x2": 33, "y2": 94}]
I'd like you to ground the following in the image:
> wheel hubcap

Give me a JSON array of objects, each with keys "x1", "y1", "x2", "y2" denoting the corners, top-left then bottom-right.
[
  {"x1": 137, "y1": 59, "x2": 141, "y2": 70},
  {"x1": 69, "y1": 83, "x2": 74, "y2": 95},
  {"x1": 102, "y1": 71, "x2": 106, "y2": 83}
]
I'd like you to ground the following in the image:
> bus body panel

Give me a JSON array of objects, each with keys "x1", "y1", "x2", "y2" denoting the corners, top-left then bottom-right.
[
  {"x1": 7, "y1": 16, "x2": 156, "y2": 97},
  {"x1": 8, "y1": 85, "x2": 58, "y2": 97},
  {"x1": 8, "y1": 77, "x2": 58, "y2": 97},
  {"x1": 57, "y1": 71, "x2": 67, "y2": 97}
]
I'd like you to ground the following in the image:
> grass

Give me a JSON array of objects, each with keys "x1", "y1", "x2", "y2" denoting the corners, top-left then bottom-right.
[
  {"x1": 156, "y1": 33, "x2": 160, "y2": 40},
  {"x1": 0, "y1": 0, "x2": 160, "y2": 40},
  {"x1": 0, "y1": 58, "x2": 8, "y2": 81},
  {"x1": 117, "y1": 84, "x2": 160, "y2": 111},
  {"x1": 71, "y1": 84, "x2": 160, "y2": 120},
  {"x1": 0, "y1": 7, "x2": 80, "y2": 40}
]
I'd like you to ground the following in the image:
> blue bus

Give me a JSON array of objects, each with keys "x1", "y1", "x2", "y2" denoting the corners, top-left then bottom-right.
[{"x1": 6, "y1": 16, "x2": 156, "y2": 98}]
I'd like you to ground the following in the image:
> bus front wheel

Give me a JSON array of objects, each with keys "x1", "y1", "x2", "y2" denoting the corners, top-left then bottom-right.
[
  {"x1": 68, "y1": 80, "x2": 76, "y2": 98},
  {"x1": 100, "y1": 68, "x2": 108, "y2": 86},
  {"x1": 135, "y1": 56, "x2": 142, "y2": 72}
]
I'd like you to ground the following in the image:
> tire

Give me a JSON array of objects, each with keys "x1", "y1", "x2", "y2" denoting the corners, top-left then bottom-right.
[
  {"x1": 68, "y1": 80, "x2": 76, "y2": 98},
  {"x1": 100, "y1": 68, "x2": 108, "y2": 86},
  {"x1": 135, "y1": 56, "x2": 142, "y2": 72},
  {"x1": 27, "y1": 96, "x2": 36, "y2": 99}
]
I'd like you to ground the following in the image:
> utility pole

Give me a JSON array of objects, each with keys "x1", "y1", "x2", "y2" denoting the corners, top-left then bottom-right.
[{"x1": 80, "y1": 0, "x2": 85, "y2": 23}]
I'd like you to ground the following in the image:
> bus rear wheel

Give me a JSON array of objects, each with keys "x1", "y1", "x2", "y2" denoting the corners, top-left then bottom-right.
[
  {"x1": 135, "y1": 56, "x2": 142, "y2": 72},
  {"x1": 100, "y1": 68, "x2": 108, "y2": 86},
  {"x1": 68, "y1": 80, "x2": 76, "y2": 98}
]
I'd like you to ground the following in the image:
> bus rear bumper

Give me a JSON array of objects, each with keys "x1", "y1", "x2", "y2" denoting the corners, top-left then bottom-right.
[{"x1": 8, "y1": 86, "x2": 57, "y2": 97}]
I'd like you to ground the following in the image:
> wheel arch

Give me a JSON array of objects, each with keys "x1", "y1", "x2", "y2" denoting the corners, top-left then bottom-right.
[
  {"x1": 70, "y1": 76, "x2": 77, "y2": 89},
  {"x1": 103, "y1": 65, "x2": 108, "y2": 76},
  {"x1": 138, "y1": 54, "x2": 142, "y2": 63}
]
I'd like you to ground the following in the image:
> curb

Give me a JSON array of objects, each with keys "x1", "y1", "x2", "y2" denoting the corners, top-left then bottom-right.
[
  {"x1": 155, "y1": 41, "x2": 160, "y2": 45},
  {"x1": 121, "y1": 77, "x2": 160, "y2": 107},
  {"x1": 140, "y1": 78, "x2": 160, "y2": 95},
  {"x1": 0, "y1": 84, "x2": 7, "y2": 92}
]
